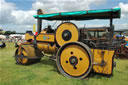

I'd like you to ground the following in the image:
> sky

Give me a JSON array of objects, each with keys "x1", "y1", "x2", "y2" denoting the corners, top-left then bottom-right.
[{"x1": 0, "y1": 0, "x2": 128, "y2": 33}]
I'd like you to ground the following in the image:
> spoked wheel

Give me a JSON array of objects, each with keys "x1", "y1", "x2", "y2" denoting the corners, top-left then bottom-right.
[
  {"x1": 123, "y1": 47, "x2": 128, "y2": 58},
  {"x1": 56, "y1": 42, "x2": 92, "y2": 79},
  {"x1": 15, "y1": 48, "x2": 30, "y2": 65},
  {"x1": 115, "y1": 47, "x2": 121, "y2": 58},
  {"x1": 15, "y1": 55, "x2": 29, "y2": 65},
  {"x1": 15, "y1": 47, "x2": 41, "y2": 65}
]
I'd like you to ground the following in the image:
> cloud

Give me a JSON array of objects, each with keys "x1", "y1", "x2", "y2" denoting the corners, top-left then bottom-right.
[
  {"x1": 115, "y1": 3, "x2": 128, "y2": 18},
  {"x1": 11, "y1": 10, "x2": 36, "y2": 25},
  {"x1": 92, "y1": 0, "x2": 106, "y2": 6},
  {"x1": 0, "y1": 0, "x2": 36, "y2": 25},
  {"x1": 0, "y1": 0, "x2": 106, "y2": 32},
  {"x1": 32, "y1": 0, "x2": 106, "y2": 13},
  {"x1": 1, "y1": 0, "x2": 127, "y2": 33},
  {"x1": 0, "y1": 0, "x2": 16, "y2": 24},
  {"x1": 0, "y1": 0, "x2": 36, "y2": 32},
  {"x1": 1, "y1": 24, "x2": 33, "y2": 33},
  {"x1": 114, "y1": 3, "x2": 128, "y2": 30}
]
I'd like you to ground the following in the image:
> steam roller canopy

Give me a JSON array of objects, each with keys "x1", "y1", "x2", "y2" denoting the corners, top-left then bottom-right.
[
  {"x1": 15, "y1": 46, "x2": 42, "y2": 65},
  {"x1": 56, "y1": 42, "x2": 92, "y2": 79},
  {"x1": 56, "y1": 22, "x2": 79, "y2": 46}
]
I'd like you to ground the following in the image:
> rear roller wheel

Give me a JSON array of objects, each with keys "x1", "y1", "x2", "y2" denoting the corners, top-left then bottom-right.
[{"x1": 56, "y1": 42, "x2": 92, "y2": 79}]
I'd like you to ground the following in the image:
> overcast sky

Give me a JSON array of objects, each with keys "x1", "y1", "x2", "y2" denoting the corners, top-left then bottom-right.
[{"x1": 0, "y1": 0, "x2": 128, "y2": 33}]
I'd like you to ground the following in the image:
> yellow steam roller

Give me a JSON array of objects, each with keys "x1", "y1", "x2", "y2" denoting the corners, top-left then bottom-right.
[{"x1": 14, "y1": 8, "x2": 121, "y2": 79}]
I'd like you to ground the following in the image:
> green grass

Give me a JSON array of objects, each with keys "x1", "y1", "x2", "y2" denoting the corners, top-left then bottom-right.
[{"x1": 0, "y1": 42, "x2": 128, "y2": 85}]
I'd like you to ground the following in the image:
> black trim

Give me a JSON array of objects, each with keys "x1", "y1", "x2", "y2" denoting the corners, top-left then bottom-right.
[
  {"x1": 37, "y1": 19, "x2": 42, "y2": 34},
  {"x1": 69, "y1": 56, "x2": 78, "y2": 66},
  {"x1": 62, "y1": 30, "x2": 72, "y2": 41}
]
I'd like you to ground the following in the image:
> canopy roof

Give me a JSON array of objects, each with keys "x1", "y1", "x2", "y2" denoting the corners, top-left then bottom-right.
[{"x1": 33, "y1": 8, "x2": 121, "y2": 20}]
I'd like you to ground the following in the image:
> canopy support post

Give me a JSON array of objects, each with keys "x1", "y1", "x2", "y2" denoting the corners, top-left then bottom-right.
[
  {"x1": 37, "y1": 19, "x2": 42, "y2": 34},
  {"x1": 110, "y1": 13, "x2": 113, "y2": 27},
  {"x1": 109, "y1": 13, "x2": 114, "y2": 43}
]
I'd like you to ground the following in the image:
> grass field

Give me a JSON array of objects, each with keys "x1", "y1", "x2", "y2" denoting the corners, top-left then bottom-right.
[{"x1": 0, "y1": 42, "x2": 128, "y2": 85}]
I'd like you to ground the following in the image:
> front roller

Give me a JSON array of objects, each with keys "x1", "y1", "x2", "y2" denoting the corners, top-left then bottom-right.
[
  {"x1": 15, "y1": 46, "x2": 43, "y2": 65},
  {"x1": 56, "y1": 42, "x2": 93, "y2": 79}
]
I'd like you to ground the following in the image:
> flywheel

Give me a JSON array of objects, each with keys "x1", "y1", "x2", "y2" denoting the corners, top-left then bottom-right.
[
  {"x1": 56, "y1": 42, "x2": 92, "y2": 79},
  {"x1": 56, "y1": 22, "x2": 79, "y2": 46}
]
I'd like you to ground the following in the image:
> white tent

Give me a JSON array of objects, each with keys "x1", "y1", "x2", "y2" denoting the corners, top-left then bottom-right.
[
  {"x1": 21, "y1": 35, "x2": 25, "y2": 40},
  {"x1": 9, "y1": 34, "x2": 25, "y2": 40},
  {"x1": 0, "y1": 35, "x2": 6, "y2": 39},
  {"x1": 9, "y1": 34, "x2": 22, "y2": 38}
]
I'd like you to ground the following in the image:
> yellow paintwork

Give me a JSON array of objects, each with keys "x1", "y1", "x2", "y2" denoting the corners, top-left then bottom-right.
[
  {"x1": 37, "y1": 42, "x2": 57, "y2": 53},
  {"x1": 17, "y1": 57, "x2": 27, "y2": 64},
  {"x1": 60, "y1": 45, "x2": 90, "y2": 76},
  {"x1": 91, "y1": 49, "x2": 115, "y2": 74},
  {"x1": 36, "y1": 33, "x2": 55, "y2": 42},
  {"x1": 22, "y1": 46, "x2": 40, "y2": 58},
  {"x1": 17, "y1": 48, "x2": 28, "y2": 64},
  {"x1": 22, "y1": 50, "x2": 28, "y2": 64},
  {"x1": 125, "y1": 37, "x2": 128, "y2": 42},
  {"x1": 18, "y1": 46, "x2": 41, "y2": 58},
  {"x1": 17, "y1": 45, "x2": 43, "y2": 64},
  {"x1": 25, "y1": 33, "x2": 34, "y2": 41},
  {"x1": 41, "y1": 30, "x2": 47, "y2": 33},
  {"x1": 33, "y1": 24, "x2": 36, "y2": 32},
  {"x1": 25, "y1": 30, "x2": 55, "y2": 42},
  {"x1": 56, "y1": 23, "x2": 79, "y2": 46}
]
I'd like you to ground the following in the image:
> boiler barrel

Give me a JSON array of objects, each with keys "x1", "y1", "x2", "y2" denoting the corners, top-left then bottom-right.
[{"x1": 37, "y1": 42, "x2": 57, "y2": 54}]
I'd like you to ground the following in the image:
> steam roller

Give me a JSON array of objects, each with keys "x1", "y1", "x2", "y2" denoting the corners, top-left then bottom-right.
[{"x1": 14, "y1": 8, "x2": 121, "y2": 79}]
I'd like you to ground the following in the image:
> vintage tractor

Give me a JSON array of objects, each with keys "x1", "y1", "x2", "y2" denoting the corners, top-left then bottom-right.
[
  {"x1": 113, "y1": 30, "x2": 128, "y2": 58},
  {"x1": 14, "y1": 8, "x2": 121, "y2": 79}
]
